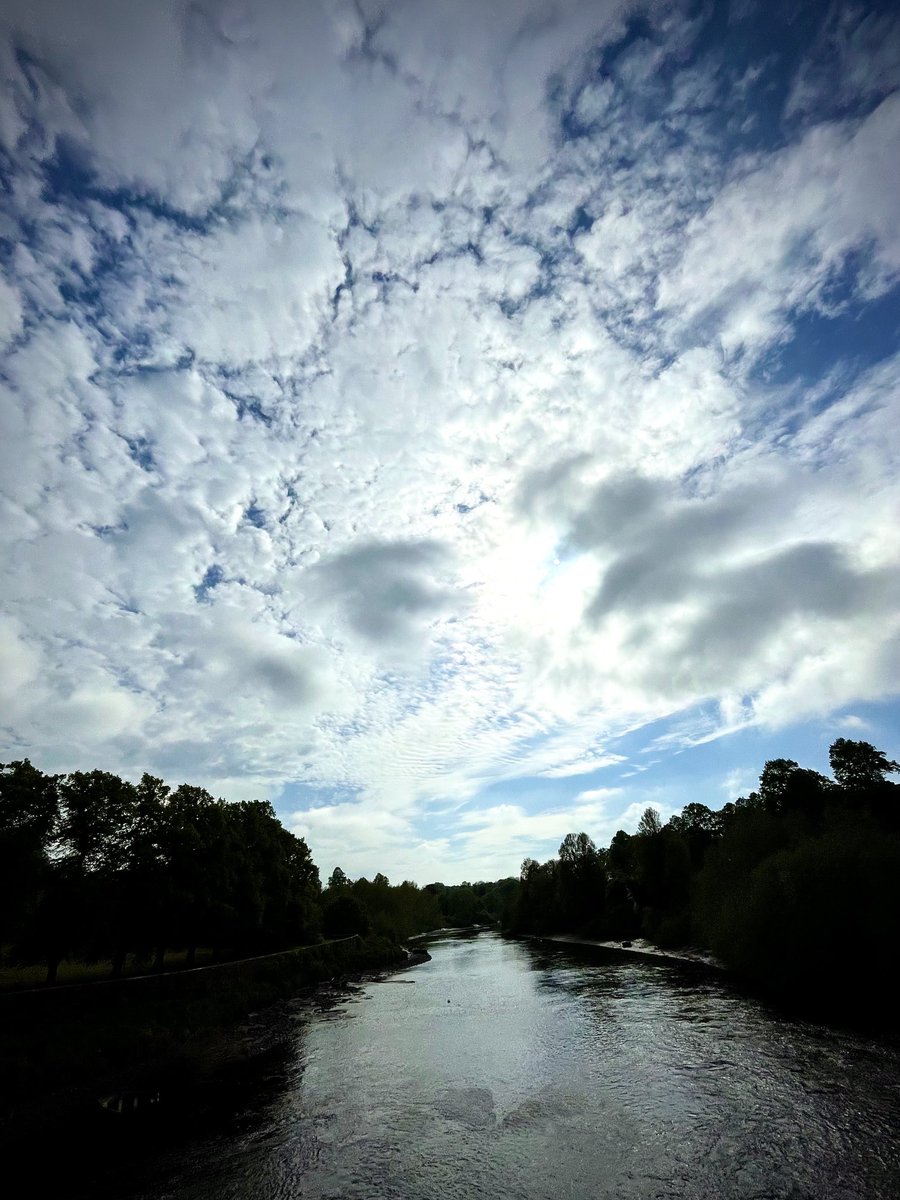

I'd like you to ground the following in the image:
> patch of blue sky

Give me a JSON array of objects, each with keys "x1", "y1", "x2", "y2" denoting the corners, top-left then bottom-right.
[
  {"x1": 556, "y1": 13, "x2": 655, "y2": 142},
  {"x1": 754, "y1": 277, "x2": 900, "y2": 389},
  {"x1": 275, "y1": 779, "x2": 359, "y2": 814},
  {"x1": 40, "y1": 134, "x2": 96, "y2": 204},
  {"x1": 124, "y1": 436, "x2": 155, "y2": 472},
  {"x1": 89, "y1": 522, "x2": 128, "y2": 540},
  {"x1": 118, "y1": 349, "x2": 196, "y2": 375},
  {"x1": 613, "y1": 700, "x2": 900, "y2": 816},
  {"x1": 0, "y1": 145, "x2": 17, "y2": 201},
  {"x1": 110, "y1": 333, "x2": 167, "y2": 370},
  {"x1": 243, "y1": 503, "x2": 267, "y2": 529},
  {"x1": 454, "y1": 699, "x2": 900, "y2": 855},
  {"x1": 682, "y1": 4, "x2": 825, "y2": 148},
  {"x1": 778, "y1": 0, "x2": 900, "y2": 124},
  {"x1": 455, "y1": 492, "x2": 492, "y2": 516},
  {"x1": 224, "y1": 392, "x2": 273, "y2": 425},
  {"x1": 41, "y1": 133, "x2": 214, "y2": 234},
  {"x1": 559, "y1": 2, "x2": 890, "y2": 172},
  {"x1": 459, "y1": 771, "x2": 606, "y2": 821},
  {"x1": 566, "y1": 205, "x2": 594, "y2": 237},
  {"x1": 193, "y1": 563, "x2": 225, "y2": 603}
]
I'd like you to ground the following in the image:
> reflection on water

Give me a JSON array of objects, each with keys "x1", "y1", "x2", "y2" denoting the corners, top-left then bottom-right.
[{"x1": 79, "y1": 932, "x2": 900, "y2": 1199}]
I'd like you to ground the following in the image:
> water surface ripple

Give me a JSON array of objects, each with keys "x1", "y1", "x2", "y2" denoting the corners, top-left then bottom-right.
[{"x1": 128, "y1": 932, "x2": 900, "y2": 1199}]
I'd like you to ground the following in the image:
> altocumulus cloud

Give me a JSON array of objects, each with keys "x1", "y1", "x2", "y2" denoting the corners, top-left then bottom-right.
[{"x1": 1, "y1": 0, "x2": 899, "y2": 882}]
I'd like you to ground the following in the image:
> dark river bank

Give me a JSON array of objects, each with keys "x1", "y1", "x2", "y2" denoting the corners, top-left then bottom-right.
[{"x1": 35, "y1": 931, "x2": 900, "y2": 1198}]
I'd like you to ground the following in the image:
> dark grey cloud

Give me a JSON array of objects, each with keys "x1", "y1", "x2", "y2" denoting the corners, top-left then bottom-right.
[
  {"x1": 574, "y1": 469, "x2": 887, "y2": 620},
  {"x1": 245, "y1": 652, "x2": 320, "y2": 705},
  {"x1": 677, "y1": 542, "x2": 892, "y2": 664},
  {"x1": 308, "y1": 538, "x2": 465, "y2": 645},
  {"x1": 516, "y1": 452, "x2": 594, "y2": 521},
  {"x1": 570, "y1": 473, "x2": 669, "y2": 550},
  {"x1": 557, "y1": 468, "x2": 900, "y2": 705}
]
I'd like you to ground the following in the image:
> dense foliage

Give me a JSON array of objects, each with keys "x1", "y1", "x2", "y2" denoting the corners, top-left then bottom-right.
[
  {"x1": 510, "y1": 739, "x2": 900, "y2": 1020},
  {"x1": 424, "y1": 877, "x2": 519, "y2": 929},
  {"x1": 318, "y1": 870, "x2": 518, "y2": 945},
  {"x1": 0, "y1": 760, "x2": 510, "y2": 986},
  {"x1": 0, "y1": 762, "x2": 323, "y2": 982}
]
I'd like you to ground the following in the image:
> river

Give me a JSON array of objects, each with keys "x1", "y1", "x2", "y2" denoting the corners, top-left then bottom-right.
[{"x1": 78, "y1": 931, "x2": 900, "y2": 1198}]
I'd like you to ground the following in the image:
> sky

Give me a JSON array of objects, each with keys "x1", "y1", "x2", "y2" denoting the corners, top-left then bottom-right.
[{"x1": 1, "y1": 0, "x2": 899, "y2": 886}]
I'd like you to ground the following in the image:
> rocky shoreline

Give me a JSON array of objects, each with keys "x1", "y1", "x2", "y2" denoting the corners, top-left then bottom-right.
[{"x1": 531, "y1": 933, "x2": 725, "y2": 970}]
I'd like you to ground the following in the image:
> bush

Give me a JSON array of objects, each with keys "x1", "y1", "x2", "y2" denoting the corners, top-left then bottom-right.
[{"x1": 322, "y1": 894, "x2": 369, "y2": 939}]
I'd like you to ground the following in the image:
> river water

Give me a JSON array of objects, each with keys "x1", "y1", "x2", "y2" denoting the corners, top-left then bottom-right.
[{"x1": 91, "y1": 932, "x2": 900, "y2": 1198}]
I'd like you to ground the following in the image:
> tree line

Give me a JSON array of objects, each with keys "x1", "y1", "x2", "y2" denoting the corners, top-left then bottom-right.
[
  {"x1": 319, "y1": 868, "x2": 519, "y2": 942},
  {"x1": 0, "y1": 762, "x2": 326, "y2": 983},
  {"x1": 6, "y1": 737, "x2": 895, "y2": 1017},
  {"x1": 0, "y1": 760, "x2": 516, "y2": 986},
  {"x1": 509, "y1": 739, "x2": 900, "y2": 1019}
]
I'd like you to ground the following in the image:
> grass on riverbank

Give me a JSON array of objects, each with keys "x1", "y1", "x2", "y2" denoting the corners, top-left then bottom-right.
[
  {"x1": 0, "y1": 947, "x2": 218, "y2": 992},
  {"x1": 0, "y1": 933, "x2": 408, "y2": 1125}
]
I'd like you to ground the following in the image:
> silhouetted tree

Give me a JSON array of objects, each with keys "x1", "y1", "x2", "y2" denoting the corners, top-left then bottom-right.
[
  {"x1": 757, "y1": 759, "x2": 831, "y2": 821},
  {"x1": 513, "y1": 857, "x2": 560, "y2": 934},
  {"x1": 557, "y1": 832, "x2": 606, "y2": 929},
  {"x1": 0, "y1": 760, "x2": 58, "y2": 956},
  {"x1": 57, "y1": 770, "x2": 137, "y2": 874},
  {"x1": 666, "y1": 802, "x2": 720, "y2": 870},
  {"x1": 105, "y1": 773, "x2": 170, "y2": 976},
  {"x1": 607, "y1": 829, "x2": 636, "y2": 880},
  {"x1": 636, "y1": 807, "x2": 663, "y2": 836},
  {"x1": 830, "y1": 738, "x2": 900, "y2": 791}
]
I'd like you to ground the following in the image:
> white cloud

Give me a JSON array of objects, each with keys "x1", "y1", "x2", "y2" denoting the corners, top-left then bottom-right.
[
  {"x1": 0, "y1": 275, "x2": 23, "y2": 348},
  {"x1": 657, "y1": 92, "x2": 900, "y2": 356},
  {"x1": 1, "y1": 0, "x2": 898, "y2": 881}
]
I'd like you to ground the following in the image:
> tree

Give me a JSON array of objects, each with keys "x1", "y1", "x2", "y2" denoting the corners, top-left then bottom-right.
[
  {"x1": 37, "y1": 771, "x2": 138, "y2": 977},
  {"x1": 607, "y1": 830, "x2": 636, "y2": 879},
  {"x1": 159, "y1": 783, "x2": 225, "y2": 965},
  {"x1": 513, "y1": 858, "x2": 560, "y2": 934},
  {"x1": 756, "y1": 759, "x2": 831, "y2": 821},
  {"x1": 758, "y1": 759, "x2": 800, "y2": 815},
  {"x1": 0, "y1": 760, "x2": 58, "y2": 955},
  {"x1": 327, "y1": 866, "x2": 350, "y2": 890},
  {"x1": 829, "y1": 739, "x2": 900, "y2": 791},
  {"x1": 262, "y1": 824, "x2": 320, "y2": 946},
  {"x1": 322, "y1": 892, "x2": 369, "y2": 939},
  {"x1": 56, "y1": 770, "x2": 137, "y2": 873},
  {"x1": 667, "y1": 803, "x2": 721, "y2": 870},
  {"x1": 668, "y1": 803, "x2": 719, "y2": 836},
  {"x1": 106, "y1": 773, "x2": 171, "y2": 976},
  {"x1": 557, "y1": 832, "x2": 606, "y2": 930},
  {"x1": 631, "y1": 808, "x2": 690, "y2": 937},
  {"x1": 636, "y1": 807, "x2": 663, "y2": 837}
]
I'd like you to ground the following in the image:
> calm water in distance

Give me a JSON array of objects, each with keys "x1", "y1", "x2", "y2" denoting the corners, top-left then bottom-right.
[{"x1": 113, "y1": 931, "x2": 900, "y2": 1199}]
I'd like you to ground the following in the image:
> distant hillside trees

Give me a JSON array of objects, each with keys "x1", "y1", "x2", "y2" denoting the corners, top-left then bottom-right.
[
  {"x1": 318, "y1": 871, "x2": 518, "y2": 943},
  {"x1": 424, "y1": 877, "x2": 519, "y2": 929}
]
